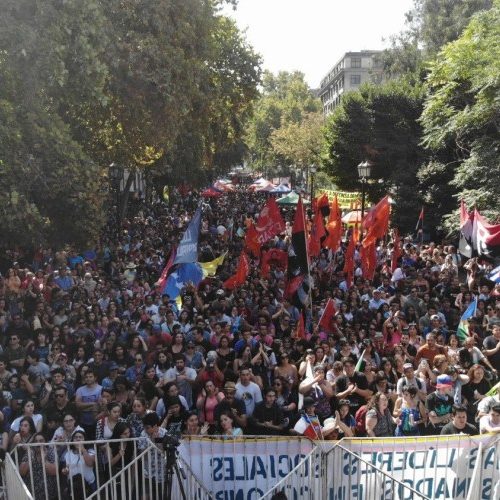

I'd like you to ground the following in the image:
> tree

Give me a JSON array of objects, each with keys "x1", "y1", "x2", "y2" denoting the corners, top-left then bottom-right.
[
  {"x1": 379, "y1": 0, "x2": 493, "y2": 77},
  {"x1": 323, "y1": 81, "x2": 427, "y2": 233},
  {"x1": 420, "y1": 0, "x2": 500, "y2": 227},
  {"x1": 244, "y1": 71, "x2": 321, "y2": 176}
]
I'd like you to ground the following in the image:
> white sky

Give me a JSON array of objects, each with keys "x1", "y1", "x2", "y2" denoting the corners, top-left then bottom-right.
[{"x1": 222, "y1": 0, "x2": 415, "y2": 88}]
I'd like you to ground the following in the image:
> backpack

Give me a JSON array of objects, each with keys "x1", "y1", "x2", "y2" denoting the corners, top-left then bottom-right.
[{"x1": 354, "y1": 405, "x2": 368, "y2": 437}]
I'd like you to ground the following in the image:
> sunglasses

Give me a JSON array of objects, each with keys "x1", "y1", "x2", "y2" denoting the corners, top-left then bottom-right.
[{"x1": 55, "y1": 394, "x2": 66, "y2": 398}]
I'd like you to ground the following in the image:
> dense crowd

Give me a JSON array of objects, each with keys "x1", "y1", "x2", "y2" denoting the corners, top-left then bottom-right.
[{"x1": 0, "y1": 188, "x2": 499, "y2": 497}]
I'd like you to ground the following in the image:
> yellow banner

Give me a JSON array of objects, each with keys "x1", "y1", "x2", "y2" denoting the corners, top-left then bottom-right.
[{"x1": 317, "y1": 189, "x2": 361, "y2": 209}]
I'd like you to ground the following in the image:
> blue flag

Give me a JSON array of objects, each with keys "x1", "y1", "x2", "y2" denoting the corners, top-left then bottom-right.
[
  {"x1": 457, "y1": 298, "x2": 477, "y2": 342},
  {"x1": 174, "y1": 207, "x2": 202, "y2": 264},
  {"x1": 163, "y1": 263, "x2": 204, "y2": 301}
]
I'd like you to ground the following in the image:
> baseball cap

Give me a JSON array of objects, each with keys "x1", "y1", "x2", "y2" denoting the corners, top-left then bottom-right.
[
  {"x1": 303, "y1": 396, "x2": 317, "y2": 408},
  {"x1": 152, "y1": 324, "x2": 161, "y2": 333},
  {"x1": 430, "y1": 314, "x2": 440, "y2": 321},
  {"x1": 436, "y1": 374, "x2": 453, "y2": 388},
  {"x1": 109, "y1": 362, "x2": 119, "y2": 371},
  {"x1": 403, "y1": 363, "x2": 413, "y2": 371}
]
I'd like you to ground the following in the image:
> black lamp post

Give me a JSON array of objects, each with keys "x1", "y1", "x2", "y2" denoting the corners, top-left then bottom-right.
[
  {"x1": 109, "y1": 163, "x2": 122, "y2": 211},
  {"x1": 357, "y1": 160, "x2": 373, "y2": 221},
  {"x1": 310, "y1": 164, "x2": 317, "y2": 203}
]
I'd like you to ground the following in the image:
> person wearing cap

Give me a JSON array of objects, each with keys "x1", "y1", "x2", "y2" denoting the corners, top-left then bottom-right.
[
  {"x1": 440, "y1": 404, "x2": 477, "y2": 435},
  {"x1": 425, "y1": 374, "x2": 455, "y2": 433},
  {"x1": 214, "y1": 381, "x2": 248, "y2": 430},
  {"x1": 147, "y1": 323, "x2": 172, "y2": 352},
  {"x1": 101, "y1": 362, "x2": 120, "y2": 390},
  {"x1": 291, "y1": 397, "x2": 337, "y2": 439},
  {"x1": 369, "y1": 289, "x2": 386, "y2": 311},
  {"x1": 396, "y1": 363, "x2": 427, "y2": 401}
]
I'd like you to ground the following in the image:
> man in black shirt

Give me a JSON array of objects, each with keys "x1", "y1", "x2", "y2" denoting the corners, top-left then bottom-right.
[
  {"x1": 335, "y1": 358, "x2": 372, "y2": 414},
  {"x1": 441, "y1": 404, "x2": 478, "y2": 435},
  {"x1": 252, "y1": 388, "x2": 286, "y2": 435}
]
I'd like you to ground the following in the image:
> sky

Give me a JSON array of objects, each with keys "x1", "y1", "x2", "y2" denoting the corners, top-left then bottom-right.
[{"x1": 222, "y1": 0, "x2": 415, "y2": 88}]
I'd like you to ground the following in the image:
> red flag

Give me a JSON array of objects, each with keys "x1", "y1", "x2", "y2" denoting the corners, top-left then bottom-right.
[
  {"x1": 245, "y1": 223, "x2": 261, "y2": 257},
  {"x1": 296, "y1": 313, "x2": 306, "y2": 339},
  {"x1": 391, "y1": 229, "x2": 401, "y2": 272},
  {"x1": 223, "y1": 252, "x2": 250, "y2": 290},
  {"x1": 157, "y1": 247, "x2": 177, "y2": 292},
  {"x1": 415, "y1": 207, "x2": 424, "y2": 233},
  {"x1": 308, "y1": 209, "x2": 326, "y2": 258},
  {"x1": 318, "y1": 298, "x2": 336, "y2": 333},
  {"x1": 315, "y1": 192, "x2": 330, "y2": 217},
  {"x1": 343, "y1": 235, "x2": 356, "y2": 288},
  {"x1": 255, "y1": 197, "x2": 286, "y2": 245},
  {"x1": 361, "y1": 242, "x2": 377, "y2": 280},
  {"x1": 362, "y1": 195, "x2": 390, "y2": 248},
  {"x1": 261, "y1": 248, "x2": 288, "y2": 278},
  {"x1": 323, "y1": 196, "x2": 342, "y2": 251}
]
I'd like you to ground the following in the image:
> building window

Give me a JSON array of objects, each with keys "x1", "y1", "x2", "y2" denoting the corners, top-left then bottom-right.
[
  {"x1": 351, "y1": 57, "x2": 361, "y2": 68},
  {"x1": 350, "y1": 75, "x2": 361, "y2": 85}
]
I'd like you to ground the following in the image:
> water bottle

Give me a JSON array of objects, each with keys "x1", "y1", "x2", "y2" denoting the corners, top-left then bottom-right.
[{"x1": 409, "y1": 411, "x2": 415, "y2": 427}]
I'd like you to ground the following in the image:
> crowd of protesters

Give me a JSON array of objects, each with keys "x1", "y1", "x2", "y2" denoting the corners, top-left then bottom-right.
[{"x1": 0, "y1": 188, "x2": 499, "y2": 497}]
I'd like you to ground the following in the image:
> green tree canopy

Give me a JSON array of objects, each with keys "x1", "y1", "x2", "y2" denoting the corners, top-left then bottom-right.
[
  {"x1": 244, "y1": 71, "x2": 321, "y2": 177},
  {"x1": 420, "y1": 0, "x2": 500, "y2": 227},
  {"x1": 322, "y1": 81, "x2": 427, "y2": 233}
]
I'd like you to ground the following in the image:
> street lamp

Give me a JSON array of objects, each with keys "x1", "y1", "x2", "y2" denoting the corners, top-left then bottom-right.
[
  {"x1": 357, "y1": 160, "x2": 373, "y2": 221},
  {"x1": 310, "y1": 164, "x2": 317, "y2": 203}
]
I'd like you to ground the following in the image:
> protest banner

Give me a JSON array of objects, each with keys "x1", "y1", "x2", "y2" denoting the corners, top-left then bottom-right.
[
  {"x1": 316, "y1": 189, "x2": 361, "y2": 209},
  {"x1": 179, "y1": 436, "x2": 316, "y2": 500},
  {"x1": 325, "y1": 434, "x2": 500, "y2": 500}
]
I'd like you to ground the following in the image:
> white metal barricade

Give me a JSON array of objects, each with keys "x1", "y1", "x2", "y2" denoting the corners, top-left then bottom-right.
[{"x1": 1, "y1": 452, "x2": 32, "y2": 500}]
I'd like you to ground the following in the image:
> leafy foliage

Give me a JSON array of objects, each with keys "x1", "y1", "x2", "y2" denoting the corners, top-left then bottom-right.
[
  {"x1": 244, "y1": 71, "x2": 321, "y2": 176},
  {"x1": 322, "y1": 81, "x2": 427, "y2": 233},
  {"x1": 420, "y1": 0, "x2": 500, "y2": 227},
  {"x1": 0, "y1": 0, "x2": 261, "y2": 247}
]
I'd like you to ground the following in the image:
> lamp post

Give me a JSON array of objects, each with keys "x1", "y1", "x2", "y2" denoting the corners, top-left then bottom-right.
[
  {"x1": 310, "y1": 164, "x2": 317, "y2": 203},
  {"x1": 109, "y1": 163, "x2": 122, "y2": 214},
  {"x1": 357, "y1": 160, "x2": 373, "y2": 222}
]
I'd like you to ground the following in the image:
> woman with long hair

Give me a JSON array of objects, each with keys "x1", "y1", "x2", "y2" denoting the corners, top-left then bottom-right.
[
  {"x1": 126, "y1": 397, "x2": 151, "y2": 438},
  {"x1": 10, "y1": 399, "x2": 43, "y2": 435},
  {"x1": 365, "y1": 392, "x2": 397, "y2": 437},
  {"x1": 218, "y1": 411, "x2": 243, "y2": 437},
  {"x1": 19, "y1": 432, "x2": 58, "y2": 500},
  {"x1": 107, "y1": 422, "x2": 134, "y2": 477},
  {"x1": 154, "y1": 350, "x2": 171, "y2": 379},
  {"x1": 182, "y1": 412, "x2": 210, "y2": 436},
  {"x1": 196, "y1": 380, "x2": 225, "y2": 430}
]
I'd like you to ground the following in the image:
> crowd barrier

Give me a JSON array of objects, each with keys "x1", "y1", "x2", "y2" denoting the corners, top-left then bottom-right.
[
  {"x1": 2, "y1": 434, "x2": 499, "y2": 500},
  {"x1": 2, "y1": 437, "x2": 212, "y2": 500}
]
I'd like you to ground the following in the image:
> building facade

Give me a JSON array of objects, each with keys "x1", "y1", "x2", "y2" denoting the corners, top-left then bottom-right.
[{"x1": 319, "y1": 51, "x2": 383, "y2": 115}]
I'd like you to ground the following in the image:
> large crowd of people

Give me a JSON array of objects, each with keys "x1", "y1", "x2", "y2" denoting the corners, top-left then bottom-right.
[{"x1": 0, "y1": 188, "x2": 499, "y2": 498}]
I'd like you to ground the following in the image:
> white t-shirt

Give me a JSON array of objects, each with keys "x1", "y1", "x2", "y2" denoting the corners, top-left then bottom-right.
[
  {"x1": 65, "y1": 448, "x2": 96, "y2": 483},
  {"x1": 479, "y1": 414, "x2": 500, "y2": 434}
]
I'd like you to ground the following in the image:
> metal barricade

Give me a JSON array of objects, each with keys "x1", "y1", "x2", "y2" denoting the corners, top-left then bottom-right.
[
  {"x1": 1, "y1": 452, "x2": 32, "y2": 500},
  {"x1": 9, "y1": 437, "x2": 213, "y2": 500}
]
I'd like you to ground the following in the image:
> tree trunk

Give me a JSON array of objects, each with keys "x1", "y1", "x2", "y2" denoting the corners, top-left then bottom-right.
[{"x1": 118, "y1": 168, "x2": 136, "y2": 222}]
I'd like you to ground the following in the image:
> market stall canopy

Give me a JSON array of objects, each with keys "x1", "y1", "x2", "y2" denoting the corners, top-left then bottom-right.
[
  {"x1": 249, "y1": 178, "x2": 276, "y2": 191},
  {"x1": 214, "y1": 180, "x2": 235, "y2": 192},
  {"x1": 276, "y1": 191, "x2": 310, "y2": 205},
  {"x1": 269, "y1": 183, "x2": 291, "y2": 194}
]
